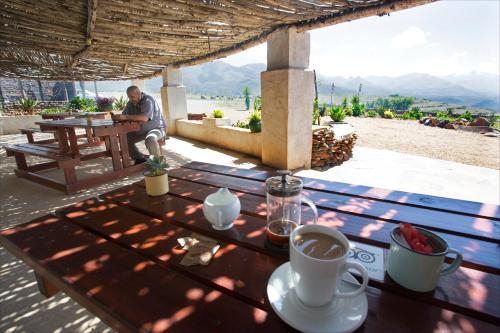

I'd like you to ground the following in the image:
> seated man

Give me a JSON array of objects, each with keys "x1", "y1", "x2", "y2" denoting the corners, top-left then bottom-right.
[{"x1": 112, "y1": 86, "x2": 166, "y2": 164}]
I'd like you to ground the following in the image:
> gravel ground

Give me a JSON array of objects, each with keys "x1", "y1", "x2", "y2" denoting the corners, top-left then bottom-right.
[
  {"x1": 172, "y1": 98, "x2": 500, "y2": 170},
  {"x1": 344, "y1": 117, "x2": 499, "y2": 169}
]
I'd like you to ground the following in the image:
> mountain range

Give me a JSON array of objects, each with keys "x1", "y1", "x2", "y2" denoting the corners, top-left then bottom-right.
[{"x1": 97, "y1": 61, "x2": 499, "y2": 111}]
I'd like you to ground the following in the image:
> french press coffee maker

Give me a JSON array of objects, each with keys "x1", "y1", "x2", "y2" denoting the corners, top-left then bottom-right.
[{"x1": 265, "y1": 170, "x2": 318, "y2": 251}]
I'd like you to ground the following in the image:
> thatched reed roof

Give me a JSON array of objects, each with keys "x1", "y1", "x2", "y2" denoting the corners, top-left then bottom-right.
[{"x1": 0, "y1": 0, "x2": 434, "y2": 81}]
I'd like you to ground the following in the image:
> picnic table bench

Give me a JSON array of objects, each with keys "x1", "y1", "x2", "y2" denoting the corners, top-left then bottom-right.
[
  {"x1": 5, "y1": 119, "x2": 145, "y2": 194},
  {"x1": 1, "y1": 162, "x2": 498, "y2": 332}
]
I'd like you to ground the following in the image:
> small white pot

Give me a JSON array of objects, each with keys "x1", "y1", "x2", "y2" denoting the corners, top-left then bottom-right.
[
  {"x1": 203, "y1": 187, "x2": 240, "y2": 230},
  {"x1": 144, "y1": 172, "x2": 169, "y2": 196}
]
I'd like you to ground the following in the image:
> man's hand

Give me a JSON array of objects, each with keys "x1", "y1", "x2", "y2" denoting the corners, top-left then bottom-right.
[{"x1": 111, "y1": 113, "x2": 126, "y2": 122}]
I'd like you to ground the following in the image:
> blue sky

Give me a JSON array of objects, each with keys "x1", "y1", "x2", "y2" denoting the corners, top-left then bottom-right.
[{"x1": 221, "y1": 0, "x2": 500, "y2": 77}]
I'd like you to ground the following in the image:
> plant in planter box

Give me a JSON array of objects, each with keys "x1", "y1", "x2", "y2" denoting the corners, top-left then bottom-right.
[
  {"x1": 211, "y1": 109, "x2": 224, "y2": 118},
  {"x1": 114, "y1": 96, "x2": 128, "y2": 110},
  {"x1": 96, "y1": 96, "x2": 116, "y2": 112},
  {"x1": 248, "y1": 110, "x2": 262, "y2": 133},
  {"x1": 65, "y1": 96, "x2": 98, "y2": 112},
  {"x1": 144, "y1": 155, "x2": 169, "y2": 196},
  {"x1": 18, "y1": 97, "x2": 39, "y2": 115},
  {"x1": 40, "y1": 107, "x2": 66, "y2": 114}
]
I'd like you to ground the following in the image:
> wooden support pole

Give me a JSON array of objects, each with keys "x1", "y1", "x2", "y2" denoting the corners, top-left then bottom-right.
[
  {"x1": 94, "y1": 81, "x2": 98, "y2": 97},
  {"x1": 80, "y1": 81, "x2": 86, "y2": 98},
  {"x1": 37, "y1": 80, "x2": 45, "y2": 100},
  {"x1": 18, "y1": 79, "x2": 26, "y2": 98},
  {"x1": 63, "y1": 82, "x2": 69, "y2": 101}
]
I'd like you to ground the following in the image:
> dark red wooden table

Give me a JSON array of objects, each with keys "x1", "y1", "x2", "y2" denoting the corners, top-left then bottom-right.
[
  {"x1": 22, "y1": 119, "x2": 144, "y2": 194},
  {"x1": 1, "y1": 162, "x2": 499, "y2": 332}
]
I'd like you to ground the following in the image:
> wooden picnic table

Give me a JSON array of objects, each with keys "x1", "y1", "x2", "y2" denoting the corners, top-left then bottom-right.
[
  {"x1": 0, "y1": 162, "x2": 498, "y2": 332},
  {"x1": 41, "y1": 111, "x2": 109, "y2": 120},
  {"x1": 8, "y1": 119, "x2": 145, "y2": 194}
]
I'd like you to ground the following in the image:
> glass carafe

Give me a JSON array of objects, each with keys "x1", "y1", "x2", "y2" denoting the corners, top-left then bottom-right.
[{"x1": 265, "y1": 170, "x2": 318, "y2": 249}]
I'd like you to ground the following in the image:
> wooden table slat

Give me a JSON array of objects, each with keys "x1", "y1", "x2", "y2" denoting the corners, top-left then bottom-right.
[
  {"x1": 97, "y1": 183, "x2": 500, "y2": 323},
  {"x1": 169, "y1": 167, "x2": 500, "y2": 243},
  {"x1": 161, "y1": 170, "x2": 500, "y2": 272},
  {"x1": 182, "y1": 162, "x2": 500, "y2": 220},
  {"x1": 0, "y1": 215, "x2": 291, "y2": 333},
  {"x1": 2, "y1": 164, "x2": 499, "y2": 332}
]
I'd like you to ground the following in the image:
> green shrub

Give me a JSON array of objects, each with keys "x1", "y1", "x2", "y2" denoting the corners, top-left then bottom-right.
[
  {"x1": 401, "y1": 107, "x2": 423, "y2": 120},
  {"x1": 65, "y1": 96, "x2": 97, "y2": 112},
  {"x1": 383, "y1": 110, "x2": 394, "y2": 119},
  {"x1": 253, "y1": 96, "x2": 262, "y2": 112},
  {"x1": 211, "y1": 109, "x2": 224, "y2": 118},
  {"x1": 367, "y1": 96, "x2": 414, "y2": 111},
  {"x1": 461, "y1": 110, "x2": 473, "y2": 121},
  {"x1": 367, "y1": 110, "x2": 377, "y2": 118},
  {"x1": 351, "y1": 95, "x2": 365, "y2": 117},
  {"x1": 328, "y1": 106, "x2": 346, "y2": 122},
  {"x1": 234, "y1": 120, "x2": 249, "y2": 129},
  {"x1": 18, "y1": 97, "x2": 39, "y2": 115},
  {"x1": 312, "y1": 98, "x2": 321, "y2": 125}
]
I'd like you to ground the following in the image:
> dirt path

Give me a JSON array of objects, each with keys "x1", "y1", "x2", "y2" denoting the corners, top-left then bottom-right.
[{"x1": 344, "y1": 117, "x2": 499, "y2": 169}]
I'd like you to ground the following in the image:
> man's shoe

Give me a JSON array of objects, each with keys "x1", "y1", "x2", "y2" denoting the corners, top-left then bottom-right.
[{"x1": 134, "y1": 157, "x2": 147, "y2": 165}]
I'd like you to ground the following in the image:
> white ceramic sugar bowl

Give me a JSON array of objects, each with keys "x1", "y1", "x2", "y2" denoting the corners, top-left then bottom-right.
[{"x1": 203, "y1": 188, "x2": 241, "y2": 230}]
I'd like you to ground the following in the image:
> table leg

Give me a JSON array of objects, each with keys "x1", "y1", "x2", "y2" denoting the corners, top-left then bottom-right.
[
  {"x1": 68, "y1": 128, "x2": 80, "y2": 157},
  {"x1": 35, "y1": 272, "x2": 59, "y2": 298},
  {"x1": 108, "y1": 134, "x2": 123, "y2": 170},
  {"x1": 57, "y1": 128, "x2": 69, "y2": 153},
  {"x1": 63, "y1": 166, "x2": 77, "y2": 185},
  {"x1": 118, "y1": 132, "x2": 130, "y2": 168},
  {"x1": 85, "y1": 128, "x2": 93, "y2": 143},
  {"x1": 14, "y1": 152, "x2": 28, "y2": 170}
]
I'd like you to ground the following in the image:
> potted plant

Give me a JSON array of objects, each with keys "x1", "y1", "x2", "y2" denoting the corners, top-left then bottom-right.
[
  {"x1": 248, "y1": 110, "x2": 261, "y2": 133},
  {"x1": 203, "y1": 109, "x2": 230, "y2": 127},
  {"x1": 113, "y1": 96, "x2": 128, "y2": 111},
  {"x1": 328, "y1": 106, "x2": 346, "y2": 123},
  {"x1": 96, "y1": 96, "x2": 116, "y2": 112},
  {"x1": 18, "y1": 97, "x2": 39, "y2": 115},
  {"x1": 144, "y1": 155, "x2": 169, "y2": 196},
  {"x1": 211, "y1": 109, "x2": 224, "y2": 118}
]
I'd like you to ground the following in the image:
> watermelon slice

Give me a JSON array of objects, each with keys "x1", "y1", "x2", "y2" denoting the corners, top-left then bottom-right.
[{"x1": 399, "y1": 223, "x2": 433, "y2": 254}]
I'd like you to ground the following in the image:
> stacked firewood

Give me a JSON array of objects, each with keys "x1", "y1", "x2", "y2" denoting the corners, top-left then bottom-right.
[{"x1": 311, "y1": 128, "x2": 357, "y2": 169}]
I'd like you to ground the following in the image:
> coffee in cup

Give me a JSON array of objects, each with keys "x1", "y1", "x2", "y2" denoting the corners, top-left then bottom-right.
[
  {"x1": 293, "y1": 232, "x2": 346, "y2": 260},
  {"x1": 289, "y1": 225, "x2": 369, "y2": 307}
]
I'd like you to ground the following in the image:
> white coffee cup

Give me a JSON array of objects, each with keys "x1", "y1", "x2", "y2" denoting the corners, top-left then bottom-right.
[{"x1": 289, "y1": 224, "x2": 369, "y2": 307}]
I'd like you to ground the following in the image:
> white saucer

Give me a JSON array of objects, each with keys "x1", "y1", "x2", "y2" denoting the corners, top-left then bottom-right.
[{"x1": 267, "y1": 262, "x2": 368, "y2": 333}]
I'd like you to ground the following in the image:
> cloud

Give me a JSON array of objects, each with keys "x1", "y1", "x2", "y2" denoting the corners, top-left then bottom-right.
[
  {"x1": 478, "y1": 61, "x2": 499, "y2": 74},
  {"x1": 390, "y1": 26, "x2": 428, "y2": 49}
]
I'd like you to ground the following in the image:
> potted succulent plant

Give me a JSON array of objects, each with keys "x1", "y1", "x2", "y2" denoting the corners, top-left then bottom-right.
[
  {"x1": 144, "y1": 155, "x2": 169, "y2": 196},
  {"x1": 18, "y1": 97, "x2": 39, "y2": 115},
  {"x1": 248, "y1": 110, "x2": 262, "y2": 133}
]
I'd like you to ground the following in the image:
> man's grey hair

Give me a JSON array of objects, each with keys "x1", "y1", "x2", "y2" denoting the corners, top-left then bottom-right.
[{"x1": 126, "y1": 86, "x2": 140, "y2": 94}]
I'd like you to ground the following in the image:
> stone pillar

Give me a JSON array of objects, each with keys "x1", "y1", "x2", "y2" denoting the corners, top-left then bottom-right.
[
  {"x1": 261, "y1": 27, "x2": 314, "y2": 170},
  {"x1": 131, "y1": 79, "x2": 145, "y2": 91},
  {"x1": 160, "y1": 66, "x2": 187, "y2": 135}
]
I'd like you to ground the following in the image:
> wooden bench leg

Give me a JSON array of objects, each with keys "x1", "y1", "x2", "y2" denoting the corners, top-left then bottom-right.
[
  {"x1": 34, "y1": 272, "x2": 59, "y2": 298},
  {"x1": 63, "y1": 166, "x2": 77, "y2": 186},
  {"x1": 14, "y1": 152, "x2": 28, "y2": 170},
  {"x1": 26, "y1": 132, "x2": 34, "y2": 144}
]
